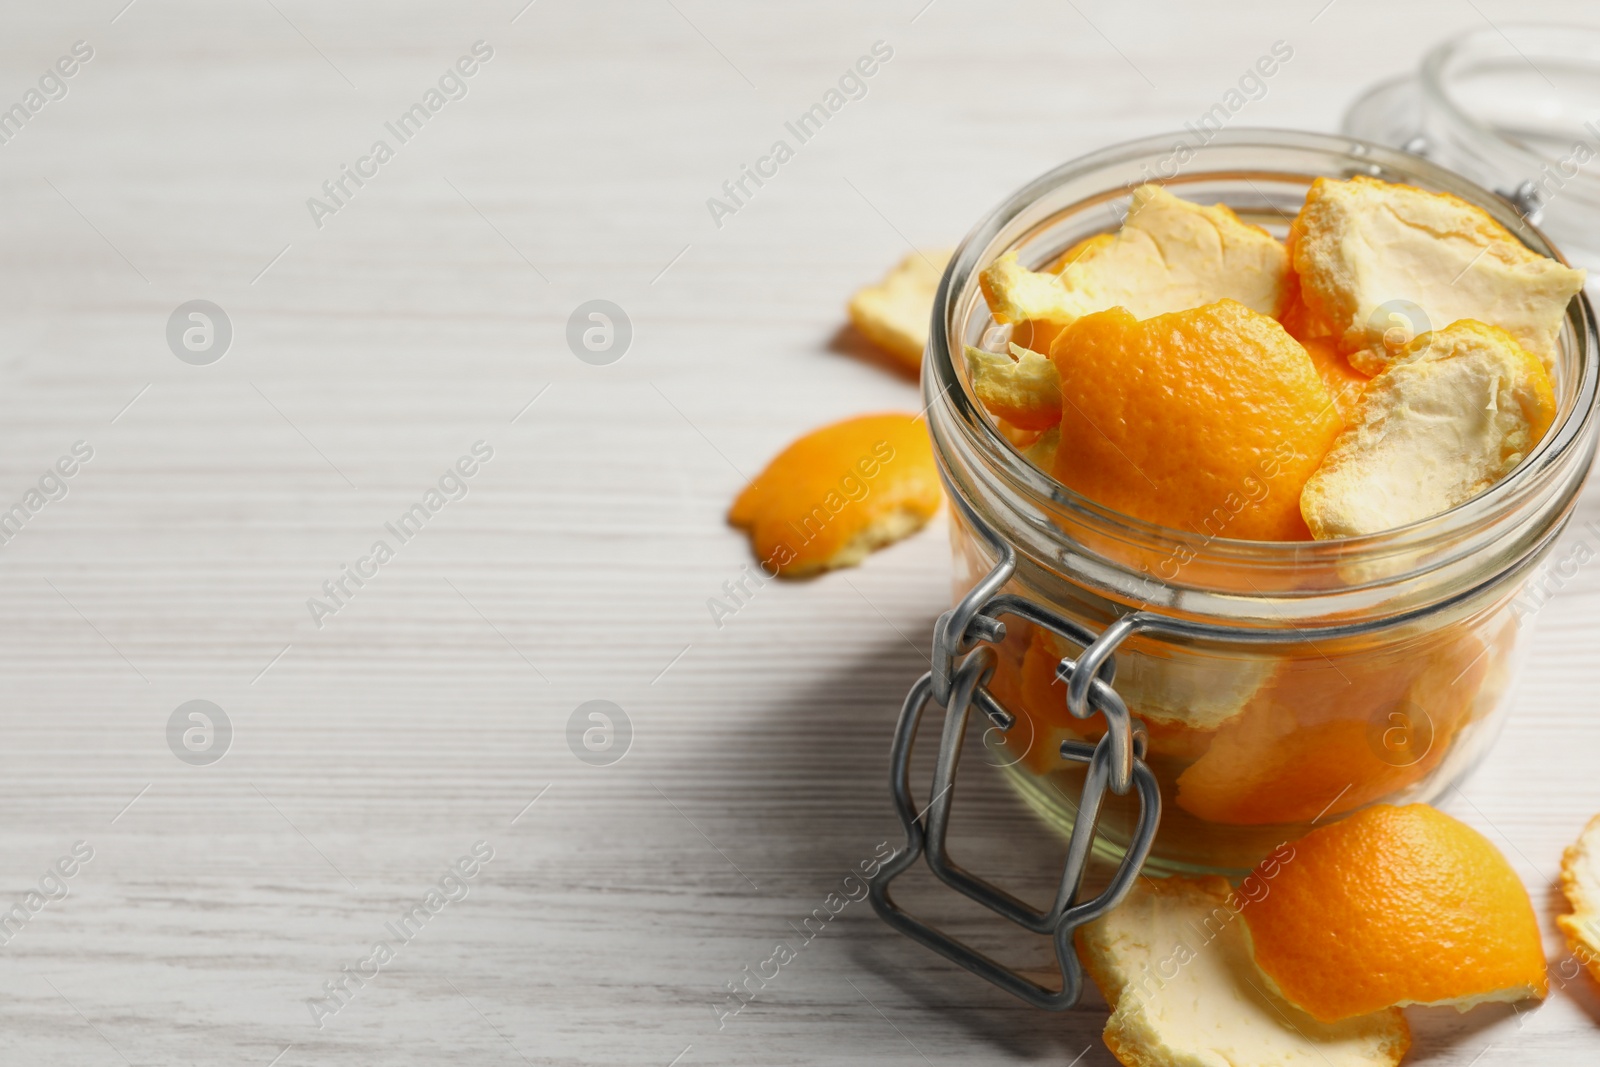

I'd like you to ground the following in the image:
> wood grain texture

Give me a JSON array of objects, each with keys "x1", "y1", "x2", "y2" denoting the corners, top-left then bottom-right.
[{"x1": 0, "y1": 0, "x2": 1597, "y2": 1063}]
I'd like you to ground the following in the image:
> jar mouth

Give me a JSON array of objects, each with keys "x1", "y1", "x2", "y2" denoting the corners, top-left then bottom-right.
[
  {"x1": 927, "y1": 128, "x2": 1598, "y2": 598},
  {"x1": 1420, "y1": 23, "x2": 1600, "y2": 203}
]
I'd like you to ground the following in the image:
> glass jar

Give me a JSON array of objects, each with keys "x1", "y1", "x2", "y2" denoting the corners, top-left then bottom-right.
[
  {"x1": 1344, "y1": 23, "x2": 1600, "y2": 271},
  {"x1": 926, "y1": 128, "x2": 1599, "y2": 876}
]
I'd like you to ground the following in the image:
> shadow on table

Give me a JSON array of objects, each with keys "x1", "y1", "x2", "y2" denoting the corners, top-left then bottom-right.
[
  {"x1": 715, "y1": 627, "x2": 1120, "y2": 1062},
  {"x1": 1544, "y1": 880, "x2": 1600, "y2": 1029},
  {"x1": 824, "y1": 323, "x2": 919, "y2": 384},
  {"x1": 1404, "y1": 1002, "x2": 1534, "y2": 1059}
]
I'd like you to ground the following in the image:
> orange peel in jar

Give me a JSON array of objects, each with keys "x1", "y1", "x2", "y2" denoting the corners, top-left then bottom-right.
[
  {"x1": 1042, "y1": 231, "x2": 1115, "y2": 275},
  {"x1": 1050, "y1": 300, "x2": 1342, "y2": 541},
  {"x1": 1017, "y1": 630, "x2": 1219, "y2": 764},
  {"x1": 728, "y1": 413, "x2": 941, "y2": 578},
  {"x1": 847, "y1": 249, "x2": 952, "y2": 373},
  {"x1": 1277, "y1": 279, "x2": 1330, "y2": 344},
  {"x1": 979, "y1": 184, "x2": 1290, "y2": 354},
  {"x1": 1558, "y1": 815, "x2": 1600, "y2": 985},
  {"x1": 963, "y1": 343, "x2": 1061, "y2": 431},
  {"x1": 1287, "y1": 175, "x2": 1585, "y2": 374},
  {"x1": 1242, "y1": 803, "x2": 1548, "y2": 1023},
  {"x1": 1300, "y1": 320, "x2": 1556, "y2": 540},
  {"x1": 1005, "y1": 631, "x2": 1161, "y2": 777},
  {"x1": 1175, "y1": 627, "x2": 1491, "y2": 826},
  {"x1": 1022, "y1": 629, "x2": 1243, "y2": 739},
  {"x1": 993, "y1": 416, "x2": 1044, "y2": 450},
  {"x1": 1011, "y1": 631, "x2": 1098, "y2": 775},
  {"x1": 1302, "y1": 335, "x2": 1369, "y2": 424},
  {"x1": 1075, "y1": 875, "x2": 1410, "y2": 1067}
]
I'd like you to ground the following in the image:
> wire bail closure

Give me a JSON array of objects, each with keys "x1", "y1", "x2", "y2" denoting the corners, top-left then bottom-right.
[{"x1": 868, "y1": 491, "x2": 1161, "y2": 1010}]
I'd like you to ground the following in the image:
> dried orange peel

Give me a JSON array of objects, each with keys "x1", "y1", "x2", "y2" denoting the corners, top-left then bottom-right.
[
  {"x1": 1558, "y1": 814, "x2": 1600, "y2": 984},
  {"x1": 959, "y1": 176, "x2": 1574, "y2": 544},
  {"x1": 1287, "y1": 175, "x2": 1585, "y2": 374},
  {"x1": 1175, "y1": 627, "x2": 1492, "y2": 826},
  {"x1": 847, "y1": 249, "x2": 952, "y2": 372},
  {"x1": 963, "y1": 343, "x2": 1060, "y2": 431},
  {"x1": 1301, "y1": 320, "x2": 1556, "y2": 539},
  {"x1": 1016, "y1": 630, "x2": 1216, "y2": 765},
  {"x1": 1043, "y1": 231, "x2": 1115, "y2": 274},
  {"x1": 1302, "y1": 335, "x2": 1369, "y2": 424},
  {"x1": 1026, "y1": 628, "x2": 1264, "y2": 738},
  {"x1": 1076, "y1": 875, "x2": 1410, "y2": 1067},
  {"x1": 728, "y1": 413, "x2": 941, "y2": 578},
  {"x1": 978, "y1": 184, "x2": 1289, "y2": 349},
  {"x1": 1242, "y1": 803, "x2": 1548, "y2": 1023},
  {"x1": 1051, "y1": 300, "x2": 1342, "y2": 541}
]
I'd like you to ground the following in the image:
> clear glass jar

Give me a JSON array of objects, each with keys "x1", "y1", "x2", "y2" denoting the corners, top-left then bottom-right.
[
  {"x1": 927, "y1": 128, "x2": 1599, "y2": 876},
  {"x1": 1344, "y1": 23, "x2": 1600, "y2": 271}
]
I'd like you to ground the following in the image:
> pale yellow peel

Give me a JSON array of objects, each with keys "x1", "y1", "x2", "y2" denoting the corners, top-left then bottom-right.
[
  {"x1": 1289, "y1": 175, "x2": 1585, "y2": 374},
  {"x1": 847, "y1": 249, "x2": 953, "y2": 372},
  {"x1": 1034, "y1": 629, "x2": 1266, "y2": 734},
  {"x1": 1020, "y1": 426, "x2": 1059, "y2": 470},
  {"x1": 977, "y1": 184, "x2": 1289, "y2": 334},
  {"x1": 963, "y1": 343, "x2": 1061, "y2": 431},
  {"x1": 1559, "y1": 814, "x2": 1600, "y2": 985},
  {"x1": 1300, "y1": 319, "x2": 1557, "y2": 539},
  {"x1": 1076, "y1": 876, "x2": 1410, "y2": 1067}
]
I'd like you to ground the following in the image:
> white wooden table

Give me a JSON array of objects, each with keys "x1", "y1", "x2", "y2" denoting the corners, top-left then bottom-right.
[{"x1": 1, "y1": 1, "x2": 1598, "y2": 1063}]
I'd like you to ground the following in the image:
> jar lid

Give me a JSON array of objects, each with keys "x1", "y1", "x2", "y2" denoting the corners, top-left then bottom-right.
[{"x1": 1344, "y1": 23, "x2": 1600, "y2": 271}]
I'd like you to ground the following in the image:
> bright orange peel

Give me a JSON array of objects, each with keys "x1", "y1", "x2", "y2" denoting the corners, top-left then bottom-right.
[
  {"x1": 728, "y1": 413, "x2": 941, "y2": 578},
  {"x1": 1077, "y1": 875, "x2": 1410, "y2": 1067},
  {"x1": 1050, "y1": 300, "x2": 1342, "y2": 541},
  {"x1": 1175, "y1": 628, "x2": 1492, "y2": 826},
  {"x1": 1243, "y1": 803, "x2": 1548, "y2": 1023}
]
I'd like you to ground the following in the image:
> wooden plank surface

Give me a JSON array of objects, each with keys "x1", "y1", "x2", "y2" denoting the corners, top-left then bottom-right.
[{"x1": 0, "y1": 0, "x2": 1598, "y2": 1063}]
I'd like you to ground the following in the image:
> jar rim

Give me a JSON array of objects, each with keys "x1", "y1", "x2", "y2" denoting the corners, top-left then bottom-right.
[{"x1": 926, "y1": 127, "x2": 1599, "y2": 579}]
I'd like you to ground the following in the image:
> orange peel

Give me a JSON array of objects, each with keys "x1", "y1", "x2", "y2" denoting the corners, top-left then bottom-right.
[
  {"x1": 1287, "y1": 175, "x2": 1585, "y2": 374},
  {"x1": 1050, "y1": 300, "x2": 1341, "y2": 541},
  {"x1": 979, "y1": 185, "x2": 1288, "y2": 355},
  {"x1": 1301, "y1": 320, "x2": 1556, "y2": 539},
  {"x1": 964, "y1": 343, "x2": 1060, "y2": 431},
  {"x1": 728, "y1": 413, "x2": 941, "y2": 578},
  {"x1": 1077, "y1": 875, "x2": 1410, "y2": 1067},
  {"x1": 1243, "y1": 803, "x2": 1548, "y2": 1022},
  {"x1": 1558, "y1": 814, "x2": 1600, "y2": 985},
  {"x1": 847, "y1": 249, "x2": 952, "y2": 372},
  {"x1": 1016, "y1": 629, "x2": 1219, "y2": 764},
  {"x1": 1175, "y1": 627, "x2": 1491, "y2": 826},
  {"x1": 1042, "y1": 231, "x2": 1115, "y2": 275}
]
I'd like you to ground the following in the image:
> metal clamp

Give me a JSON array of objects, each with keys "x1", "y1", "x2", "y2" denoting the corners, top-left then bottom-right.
[
  {"x1": 1497, "y1": 179, "x2": 1545, "y2": 226},
  {"x1": 868, "y1": 493, "x2": 1160, "y2": 1010}
]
